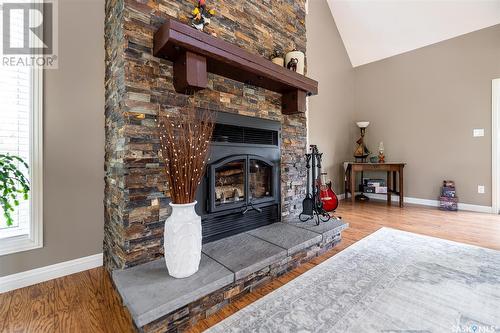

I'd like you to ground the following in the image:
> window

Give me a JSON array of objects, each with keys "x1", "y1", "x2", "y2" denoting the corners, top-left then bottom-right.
[{"x1": 0, "y1": 3, "x2": 43, "y2": 256}]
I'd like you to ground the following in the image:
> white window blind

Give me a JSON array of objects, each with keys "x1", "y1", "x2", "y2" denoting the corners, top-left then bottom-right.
[
  {"x1": 0, "y1": 67, "x2": 31, "y2": 236},
  {"x1": 0, "y1": 1, "x2": 43, "y2": 254},
  {"x1": 0, "y1": 7, "x2": 31, "y2": 237}
]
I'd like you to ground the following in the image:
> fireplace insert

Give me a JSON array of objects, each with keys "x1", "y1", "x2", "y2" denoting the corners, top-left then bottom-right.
[{"x1": 196, "y1": 112, "x2": 281, "y2": 243}]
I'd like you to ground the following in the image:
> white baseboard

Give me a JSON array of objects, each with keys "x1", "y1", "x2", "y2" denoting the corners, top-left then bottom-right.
[
  {"x1": 0, "y1": 253, "x2": 103, "y2": 293},
  {"x1": 456, "y1": 202, "x2": 494, "y2": 214},
  {"x1": 340, "y1": 193, "x2": 493, "y2": 213}
]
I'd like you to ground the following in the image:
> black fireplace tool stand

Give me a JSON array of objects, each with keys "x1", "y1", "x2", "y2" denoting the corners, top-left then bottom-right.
[{"x1": 299, "y1": 145, "x2": 332, "y2": 225}]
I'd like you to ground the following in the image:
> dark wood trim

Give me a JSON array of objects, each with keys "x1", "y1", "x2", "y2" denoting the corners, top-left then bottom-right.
[
  {"x1": 282, "y1": 90, "x2": 307, "y2": 114},
  {"x1": 173, "y1": 50, "x2": 208, "y2": 93},
  {"x1": 153, "y1": 18, "x2": 319, "y2": 114}
]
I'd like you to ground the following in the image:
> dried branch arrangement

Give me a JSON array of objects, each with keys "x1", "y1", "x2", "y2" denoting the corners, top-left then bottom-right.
[{"x1": 158, "y1": 108, "x2": 215, "y2": 204}]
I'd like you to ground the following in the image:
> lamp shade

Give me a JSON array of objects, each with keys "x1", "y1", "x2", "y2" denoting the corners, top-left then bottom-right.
[{"x1": 356, "y1": 121, "x2": 370, "y2": 128}]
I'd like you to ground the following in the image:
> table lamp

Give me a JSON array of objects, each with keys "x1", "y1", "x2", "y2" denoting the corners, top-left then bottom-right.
[
  {"x1": 354, "y1": 121, "x2": 370, "y2": 201},
  {"x1": 354, "y1": 121, "x2": 370, "y2": 163}
]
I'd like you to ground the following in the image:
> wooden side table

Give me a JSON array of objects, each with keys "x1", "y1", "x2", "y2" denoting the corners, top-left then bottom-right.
[{"x1": 344, "y1": 162, "x2": 406, "y2": 207}]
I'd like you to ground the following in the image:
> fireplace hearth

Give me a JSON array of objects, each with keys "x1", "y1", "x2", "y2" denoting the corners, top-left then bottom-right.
[{"x1": 197, "y1": 112, "x2": 281, "y2": 243}]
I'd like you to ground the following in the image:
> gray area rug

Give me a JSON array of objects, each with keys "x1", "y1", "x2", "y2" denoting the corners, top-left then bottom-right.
[{"x1": 207, "y1": 228, "x2": 500, "y2": 333}]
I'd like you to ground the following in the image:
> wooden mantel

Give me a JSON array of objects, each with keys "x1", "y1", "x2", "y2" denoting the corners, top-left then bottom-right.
[{"x1": 153, "y1": 18, "x2": 318, "y2": 114}]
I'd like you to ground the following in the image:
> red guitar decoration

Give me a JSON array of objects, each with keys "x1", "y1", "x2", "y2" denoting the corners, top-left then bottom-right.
[{"x1": 318, "y1": 172, "x2": 339, "y2": 212}]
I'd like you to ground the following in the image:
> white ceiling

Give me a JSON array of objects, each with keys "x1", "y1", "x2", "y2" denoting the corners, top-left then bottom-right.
[{"x1": 327, "y1": 0, "x2": 500, "y2": 67}]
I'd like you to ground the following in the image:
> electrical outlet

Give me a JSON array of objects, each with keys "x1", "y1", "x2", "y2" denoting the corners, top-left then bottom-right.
[
  {"x1": 473, "y1": 128, "x2": 484, "y2": 137},
  {"x1": 478, "y1": 185, "x2": 485, "y2": 194}
]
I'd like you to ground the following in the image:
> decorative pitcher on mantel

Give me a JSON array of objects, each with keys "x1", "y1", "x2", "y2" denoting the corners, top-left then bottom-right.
[{"x1": 163, "y1": 201, "x2": 202, "y2": 278}]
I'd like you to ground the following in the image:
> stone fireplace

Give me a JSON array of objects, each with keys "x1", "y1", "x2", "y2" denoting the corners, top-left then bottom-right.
[
  {"x1": 104, "y1": 0, "x2": 309, "y2": 271},
  {"x1": 104, "y1": 1, "x2": 348, "y2": 331}
]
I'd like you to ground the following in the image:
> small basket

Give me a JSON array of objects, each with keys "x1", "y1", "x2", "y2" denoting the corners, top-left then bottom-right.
[{"x1": 439, "y1": 196, "x2": 458, "y2": 211}]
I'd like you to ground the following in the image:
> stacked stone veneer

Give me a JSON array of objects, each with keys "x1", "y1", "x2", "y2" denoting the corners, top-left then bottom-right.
[{"x1": 104, "y1": 0, "x2": 308, "y2": 271}]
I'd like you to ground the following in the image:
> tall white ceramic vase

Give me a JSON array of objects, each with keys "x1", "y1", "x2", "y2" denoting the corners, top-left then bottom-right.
[{"x1": 163, "y1": 201, "x2": 202, "y2": 278}]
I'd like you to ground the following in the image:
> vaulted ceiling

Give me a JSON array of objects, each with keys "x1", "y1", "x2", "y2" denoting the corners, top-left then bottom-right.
[{"x1": 327, "y1": 0, "x2": 500, "y2": 67}]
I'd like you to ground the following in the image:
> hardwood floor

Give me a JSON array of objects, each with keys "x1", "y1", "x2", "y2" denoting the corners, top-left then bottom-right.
[
  {"x1": 0, "y1": 264, "x2": 135, "y2": 333},
  {"x1": 1, "y1": 200, "x2": 499, "y2": 333}
]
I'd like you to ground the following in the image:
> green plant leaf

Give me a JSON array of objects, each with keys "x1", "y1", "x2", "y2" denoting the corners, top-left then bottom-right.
[{"x1": 0, "y1": 154, "x2": 30, "y2": 226}]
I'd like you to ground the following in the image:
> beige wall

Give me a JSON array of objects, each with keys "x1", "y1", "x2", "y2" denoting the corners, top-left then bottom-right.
[
  {"x1": 308, "y1": 6, "x2": 499, "y2": 206},
  {"x1": 306, "y1": 0, "x2": 355, "y2": 194},
  {"x1": 0, "y1": 0, "x2": 105, "y2": 276},
  {"x1": 354, "y1": 24, "x2": 500, "y2": 206}
]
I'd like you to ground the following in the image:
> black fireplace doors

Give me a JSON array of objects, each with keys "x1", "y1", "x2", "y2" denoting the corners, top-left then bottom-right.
[{"x1": 208, "y1": 154, "x2": 278, "y2": 214}]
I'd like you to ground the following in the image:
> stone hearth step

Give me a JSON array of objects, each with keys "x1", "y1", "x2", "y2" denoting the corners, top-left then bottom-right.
[
  {"x1": 247, "y1": 222, "x2": 322, "y2": 255},
  {"x1": 112, "y1": 254, "x2": 233, "y2": 327},
  {"x1": 202, "y1": 232, "x2": 287, "y2": 280},
  {"x1": 291, "y1": 218, "x2": 349, "y2": 241},
  {"x1": 112, "y1": 220, "x2": 348, "y2": 329}
]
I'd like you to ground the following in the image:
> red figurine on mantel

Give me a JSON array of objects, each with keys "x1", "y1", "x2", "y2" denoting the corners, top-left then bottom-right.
[{"x1": 191, "y1": 0, "x2": 215, "y2": 32}]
